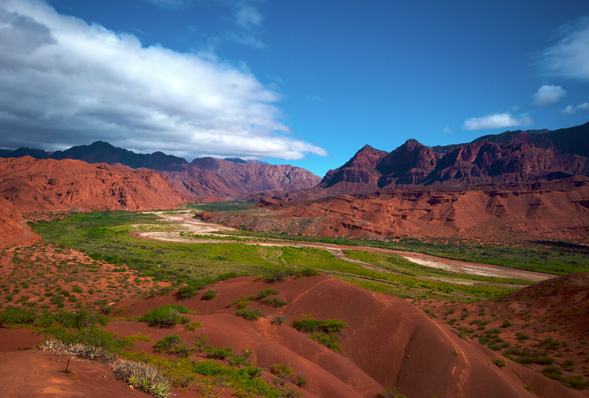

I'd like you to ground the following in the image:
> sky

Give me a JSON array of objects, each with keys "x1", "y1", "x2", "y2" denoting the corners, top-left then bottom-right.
[{"x1": 0, "y1": 0, "x2": 588, "y2": 177}]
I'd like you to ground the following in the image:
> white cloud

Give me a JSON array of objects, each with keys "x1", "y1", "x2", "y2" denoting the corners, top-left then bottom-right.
[
  {"x1": 562, "y1": 105, "x2": 576, "y2": 114},
  {"x1": 443, "y1": 124, "x2": 453, "y2": 134},
  {"x1": 539, "y1": 17, "x2": 589, "y2": 80},
  {"x1": 531, "y1": 85, "x2": 566, "y2": 107},
  {"x1": 561, "y1": 102, "x2": 589, "y2": 114},
  {"x1": 235, "y1": 2, "x2": 262, "y2": 29},
  {"x1": 0, "y1": 0, "x2": 327, "y2": 160},
  {"x1": 462, "y1": 113, "x2": 533, "y2": 131},
  {"x1": 142, "y1": 0, "x2": 195, "y2": 9}
]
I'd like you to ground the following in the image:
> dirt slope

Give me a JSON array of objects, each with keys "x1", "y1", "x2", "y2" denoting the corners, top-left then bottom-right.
[
  {"x1": 0, "y1": 197, "x2": 24, "y2": 239},
  {"x1": 423, "y1": 273, "x2": 589, "y2": 390},
  {"x1": 109, "y1": 275, "x2": 587, "y2": 398},
  {"x1": 0, "y1": 156, "x2": 189, "y2": 212}
]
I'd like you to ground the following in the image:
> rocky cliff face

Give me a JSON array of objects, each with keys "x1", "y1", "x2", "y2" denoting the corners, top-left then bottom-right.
[
  {"x1": 316, "y1": 123, "x2": 589, "y2": 196},
  {"x1": 0, "y1": 197, "x2": 24, "y2": 240},
  {"x1": 163, "y1": 157, "x2": 322, "y2": 199},
  {"x1": 206, "y1": 177, "x2": 589, "y2": 240},
  {"x1": 0, "y1": 156, "x2": 189, "y2": 211}
]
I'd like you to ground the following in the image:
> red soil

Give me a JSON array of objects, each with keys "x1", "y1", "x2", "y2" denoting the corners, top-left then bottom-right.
[
  {"x1": 0, "y1": 197, "x2": 25, "y2": 240},
  {"x1": 421, "y1": 273, "x2": 589, "y2": 389},
  {"x1": 107, "y1": 275, "x2": 588, "y2": 398}
]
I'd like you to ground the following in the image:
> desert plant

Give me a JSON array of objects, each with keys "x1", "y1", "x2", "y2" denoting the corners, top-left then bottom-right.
[
  {"x1": 375, "y1": 387, "x2": 408, "y2": 398},
  {"x1": 201, "y1": 290, "x2": 217, "y2": 300},
  {"x1": 138, "y1": 305, "x2": 190, "y2": 328},
  {"x1": 154, "y1": 334, "x2": 191, "y2": 357},
  {"x1": 185, "y1": 321, "x2": 202, "y2": 332},
  {"x1": 271, "y1": 315, "x2": 288, "y2": 325},
  {"x1": 113, "y1": 360, "x2": 171, "y2": 397},
  {"x1": 492, "y1": 358, "x2": 506, "y2": 368},
  {"x1": 205, "y1": 346, "x2": 233, "y2": 360},
  {"x1": 270, "y1": 362, "x2": 293, "y2": 381},
  {"x1": 236, "y1": 308, "x2": 265, "y2": 321}
]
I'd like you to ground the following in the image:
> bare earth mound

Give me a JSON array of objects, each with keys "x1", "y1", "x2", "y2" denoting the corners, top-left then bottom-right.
[
  {"x1": 422, "y1": 273, "x2": 589, "y2": 391},
  {"x1": 107, "y1": 275, "x2": 587, "y2": 398}
]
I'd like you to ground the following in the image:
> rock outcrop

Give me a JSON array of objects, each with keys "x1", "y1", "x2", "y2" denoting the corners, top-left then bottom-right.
[
  {"x1": 0, "y1": 156, "x2": 189, "y2": 211},
  {"x1": 205, "y1": 177, "x2": 589, "y2": 240},
  {"x1": 162, "y1": 157, "x2": 321, "y2": 199}
]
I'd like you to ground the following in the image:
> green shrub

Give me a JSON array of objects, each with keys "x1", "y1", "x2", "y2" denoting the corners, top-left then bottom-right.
[
  {"x1": 139, "y1": 305, "x2": 190, "y2": 328},
  {"x1": 257, "y1": 289, "x2": 279, "y2": 299},
  {"x1": 376, "y1": 387, "x2": 408, "y2": 398},
  {"x1": 270, "y1": 362, "x2": 293, "y2": 380},
  {"x1": 492, "y1": 358, "x2": 506, "y2": 368},
  {"x1": 154, "y1": 334, "x2": 191, "y2": 357},
  {"x1": 292, "y1": 316, "x2": 347, "y2": 353},
  {"x1": 0, "y1": 306, "x2": 37, "y2": 325},
  {"x1": 228, "y1": 295, "x2": 255, "y2": 310},
  {"x1": 205, "y1": 346, "x2": 233, "y2": 360},
  {"x1": 236, "y1": 308, "x2": 265, "y2": 321},
  {"x1": 261, "y1": 297, "x2": 288, "y2": 308},
  {"x1": 177, "y1": 285, "x2": 201, "y2": 300},
  {"x1": 201, "y1": 290, "x2": 217, "y2": 300},
  {"x1": 542, "y1": 365, "x2": 563, "y2": 380},
  {"x1": 292, "y1": 317, "x2": 347, "y2": 334},
  {"x1": 184, "y1": 321, "x2": 201, "y2": 332},
  {"x1": 45, "y1": 326, "x2": 133, "y2": 354}
]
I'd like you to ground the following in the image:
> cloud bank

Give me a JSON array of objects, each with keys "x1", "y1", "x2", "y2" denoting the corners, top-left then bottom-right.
[
  {"x1": 0, "y1": 0, "x2": 327, "y2": 160},
  {"x1": 540, "y1": 17, "x2": 589, "y2": 80},
  {"x1": 531, "y1": 85, "x2": 566, "y2": 107},
  {"x1": 462, "y1": 113, "x2": 533, "y2": 131}
]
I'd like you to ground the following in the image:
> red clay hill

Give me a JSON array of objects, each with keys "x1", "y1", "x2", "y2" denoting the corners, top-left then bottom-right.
[
  {"x1": 0, "y1": 141, "x2": 322, "y2": 200},
  {"x1": 0, "y1": 156, "x2": 189, "y2": 213},
  {"x1": 203, "y1": 176, "x2": 589, "y2": 241},
  {"x1": 6, "y1": 273, "x2": 578, "y2": 398}
]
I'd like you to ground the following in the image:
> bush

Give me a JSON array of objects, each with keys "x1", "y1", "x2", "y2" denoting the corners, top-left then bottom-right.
[
  {"x1": 270, "y1": 362, "x2": 293, "y2": 380},
  {"x1": 292, "y1": 317, "x2": 347, "y2": 334},
  {"x1": 113, "y1": 360, "x2": 171, "y2": 398},
  {"x1": 257, "y1": 289, "x2": 279, "y2": 299},
  {"x1": 177, "y1": 284, "x2": 202, "y2": 300},
  {"x1": 271, "y1": 315, "x2": 288, "y2": 325},
  {"x1": 542, "y1": 365, "x2": 563, "y2": 380},
  {"x1": 205, "y1": 346, "x2": 233, "y2": 360},
  {"x1": 154, "y1": 334, "x2": 191, "y2": 357},
  {"x1": 0, "y1": 306, "x2": 37, "y2": 325},
  {"x1": 292, "y1": 316, "x2": 347, "y2": 353},
  {"x1": 139, "y1": 305, "x2": 190, "y2": 328},
  {"x1": 492, "y1": 358, "x2": 506, "y2": 368},
  {"x1": 376, "y1": 387, "x2": 408, "y2": 398},
  {"x1": 236, "y1": 308, "x2": 265, "y2": 321},
  {"x1": 201, "y1": 290, "x2": 217, "y2": 300}
]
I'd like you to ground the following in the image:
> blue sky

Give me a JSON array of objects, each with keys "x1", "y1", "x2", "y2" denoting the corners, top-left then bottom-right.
[{"x1": 0, "y1": 0, "x2": 588, "y2": 177}]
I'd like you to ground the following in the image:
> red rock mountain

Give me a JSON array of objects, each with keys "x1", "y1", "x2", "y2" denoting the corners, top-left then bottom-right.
[
  {"x1": 0, "y1": 156, "x2": 189, "y2": 212},
  {"x1": 2, "y1": 141, "x2": 322, "y2": 200},
  {"x1": 162, "y1": 157, "x2": 321, "y2": 199},
  {"x1": 204, "y1": 177, "x2": 589, "y2": 240},
  {"x1": 312, "y1": 122, "x2": 589, "y2": 198}
]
